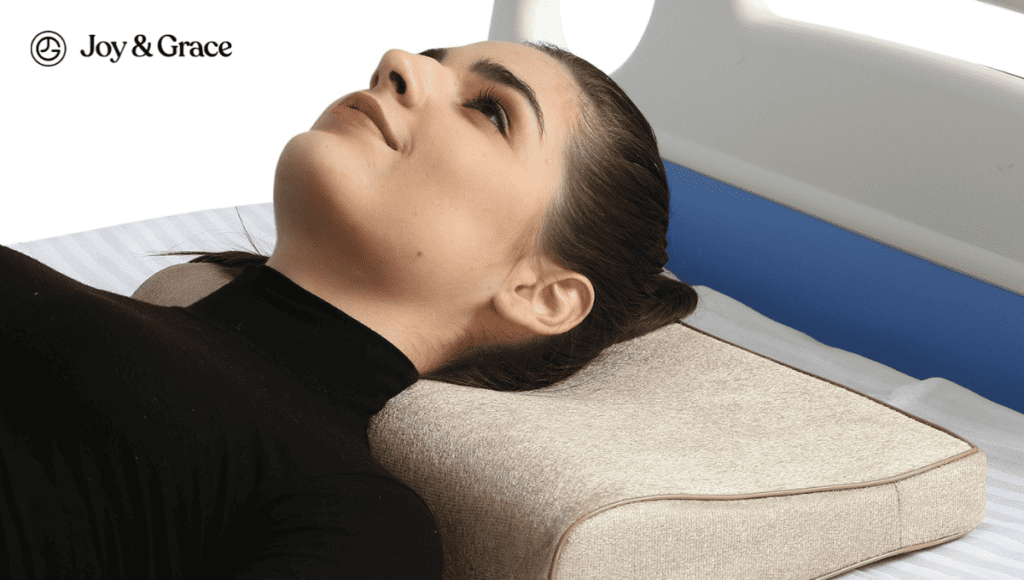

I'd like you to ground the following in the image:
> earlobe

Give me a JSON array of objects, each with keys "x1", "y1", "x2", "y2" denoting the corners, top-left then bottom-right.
[{"x1": 494, "y1": 262, "x2": 594, "y2": 338}]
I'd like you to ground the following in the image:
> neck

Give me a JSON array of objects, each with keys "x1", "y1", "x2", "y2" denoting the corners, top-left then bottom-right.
[{"x1": 265, "y1": 251, "x2": 473, "y2": 375}]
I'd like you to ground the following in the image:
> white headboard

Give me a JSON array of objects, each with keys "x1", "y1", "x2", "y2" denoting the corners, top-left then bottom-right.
[
  {"x1": 492, "y1": 0, "x2": 1024, "y2": 296},
  {"x1": 612, "y1": 0, "x2": 1024, "y2": 295}
]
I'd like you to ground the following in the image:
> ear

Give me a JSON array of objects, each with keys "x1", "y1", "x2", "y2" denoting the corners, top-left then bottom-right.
[{"x1": 494, "y1": 257, "x2": 594, "y2": 337}]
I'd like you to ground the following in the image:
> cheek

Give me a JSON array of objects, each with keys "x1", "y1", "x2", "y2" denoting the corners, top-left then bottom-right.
[
  {"x1": 396, "y1": 185, "x2": 532, "y2": 273},
  {"x1": 396, "y1": 127, "x2": 561, "y2": 260},
  {"x1": 460, "y1": 158, "x2": 560, "y2": 251}
]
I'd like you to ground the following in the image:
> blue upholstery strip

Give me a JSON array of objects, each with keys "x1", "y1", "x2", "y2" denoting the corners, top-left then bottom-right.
[{"x1": 664, "y1": 160, "x2": 1024, "y2": 414}]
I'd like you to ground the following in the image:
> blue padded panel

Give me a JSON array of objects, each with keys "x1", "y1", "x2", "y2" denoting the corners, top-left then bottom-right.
[{"x1": 664, "y1": 161, "x2": 1024, "y2": 414}]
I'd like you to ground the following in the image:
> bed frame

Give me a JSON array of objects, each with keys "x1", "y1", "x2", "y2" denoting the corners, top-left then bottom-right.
[{"x1": 495, "y1": 0, "x2": 1024, "y2": 413}]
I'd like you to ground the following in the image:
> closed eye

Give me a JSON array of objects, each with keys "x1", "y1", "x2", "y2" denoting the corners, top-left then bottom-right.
[{"x1": 464, "y1": 88, "x2": 509, "y2": 136}]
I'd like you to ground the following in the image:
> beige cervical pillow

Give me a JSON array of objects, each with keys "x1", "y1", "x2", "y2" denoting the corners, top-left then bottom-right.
[
  {"x1": 132, "y1": 262, "x2": 237, "y2": 306},
  {"x1": 134, "y1": 264, "x2": 986, "y2": 580}
]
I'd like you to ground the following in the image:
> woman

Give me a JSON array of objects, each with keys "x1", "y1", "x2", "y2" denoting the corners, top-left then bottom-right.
[{"x1": 1, "y1": 41, "x2": 697, "y2": 578}]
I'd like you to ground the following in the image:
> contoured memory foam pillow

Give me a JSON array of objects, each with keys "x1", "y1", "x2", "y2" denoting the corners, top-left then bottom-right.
[{"x1": 368, "y1": 322, "x2": 986, "y2": 580}]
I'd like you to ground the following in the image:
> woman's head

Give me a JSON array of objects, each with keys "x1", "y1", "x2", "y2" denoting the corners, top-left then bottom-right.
[
  {"x1": 269, "y1": 41, "x2": 596, "y2": 369},
  {"x1": 267, "y1": 40, "x2": 697, "y2": 384},
  {"x1": 427, "y1": 41, "x2": 699, "y2": 389}
]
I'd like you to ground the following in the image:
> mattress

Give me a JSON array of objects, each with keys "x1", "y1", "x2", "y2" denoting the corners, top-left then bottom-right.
[{"x1": 10, "y1": 202, "x2": 1024, "y2": 579}]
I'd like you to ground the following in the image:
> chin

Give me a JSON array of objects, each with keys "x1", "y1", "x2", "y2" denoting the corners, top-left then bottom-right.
[
  {"x1": 272, "y1": 132, "x2": 399, "y2": 269},
  {"x1": 277, "y1": 131, "x2": 380, "y2": 206}
]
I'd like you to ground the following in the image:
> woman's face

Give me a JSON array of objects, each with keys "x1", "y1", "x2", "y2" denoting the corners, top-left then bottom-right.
[{"x1": 272, "y1": 41, "x2": 579, "y2": 309}]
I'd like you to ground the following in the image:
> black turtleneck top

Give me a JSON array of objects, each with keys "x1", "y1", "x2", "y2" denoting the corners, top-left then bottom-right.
[{"x1": 0, "y1": 245, "x2": 443, "y2": 579}]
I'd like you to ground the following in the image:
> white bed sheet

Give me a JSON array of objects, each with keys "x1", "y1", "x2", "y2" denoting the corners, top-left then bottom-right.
[{"x1": 10, "y1": 203, "x2": 1024, "y2": 579}]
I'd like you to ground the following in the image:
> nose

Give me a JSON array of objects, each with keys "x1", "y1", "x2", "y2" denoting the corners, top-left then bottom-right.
[{"x1": 371, "y1": 49, "x2": 433, "y2": 108}]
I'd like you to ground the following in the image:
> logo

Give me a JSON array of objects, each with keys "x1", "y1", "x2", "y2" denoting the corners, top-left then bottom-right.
[
  {"x1": 78, "y1": 34, "x2": 233, "y2": 62},
  {"x1": 31, "y1": 31, "x2": 66, "y2": 67}
]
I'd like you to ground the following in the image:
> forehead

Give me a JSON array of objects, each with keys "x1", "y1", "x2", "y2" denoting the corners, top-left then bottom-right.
[
  {"x1": 456, "y1": 41, "x2": 563, "y2": 70},
  {"x1": 454, "y1": 41, "x2": 576, "y2": 91}
]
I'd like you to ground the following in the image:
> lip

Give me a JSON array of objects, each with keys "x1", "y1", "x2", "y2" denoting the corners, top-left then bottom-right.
[{"x1": 339, "y1": 92, "x2": 400, "y2": 151}]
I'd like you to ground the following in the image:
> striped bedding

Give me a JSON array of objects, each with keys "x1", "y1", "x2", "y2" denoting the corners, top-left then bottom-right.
[{"x1": 10, "y1": 203, "x2": 1024, "y2": 579}]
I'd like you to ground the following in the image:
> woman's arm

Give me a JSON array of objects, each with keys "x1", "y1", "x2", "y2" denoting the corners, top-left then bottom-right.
[{"x1": 132, "y1": 262, "x2": 238, "y2": 306}]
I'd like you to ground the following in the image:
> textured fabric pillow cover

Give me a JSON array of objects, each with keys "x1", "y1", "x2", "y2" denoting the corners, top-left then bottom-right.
[
  {"x1": 133, "y1": 264, "x2": 986, "y2": 580},
  {"x1": 369, "y1": 322, "x2": 985, "y2": 580}
]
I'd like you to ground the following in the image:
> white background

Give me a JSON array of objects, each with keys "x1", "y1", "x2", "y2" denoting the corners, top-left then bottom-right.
[
  {"x1": 2, "y1": 0, "x2": 1019, "y2": 244},
  {"x1": 2, "y1": 1, "x2": 497, "y2": 244},
  {"x1": 1, "y1": 0, "x2": 659, "y2": 244}
]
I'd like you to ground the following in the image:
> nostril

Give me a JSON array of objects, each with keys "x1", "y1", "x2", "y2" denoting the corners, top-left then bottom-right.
[{"x1": 389, "y1": 71, "x2": 407, "y2": 95}]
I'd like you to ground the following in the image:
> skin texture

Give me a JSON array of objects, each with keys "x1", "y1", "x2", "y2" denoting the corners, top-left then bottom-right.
[{"x1": 266, "y1": 41, "x2": 594, "y2": 373}]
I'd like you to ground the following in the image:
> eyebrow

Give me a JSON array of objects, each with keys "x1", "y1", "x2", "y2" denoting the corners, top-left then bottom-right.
[{"x1": 419, "y1": 48, "x2": 545, "y2": 139}]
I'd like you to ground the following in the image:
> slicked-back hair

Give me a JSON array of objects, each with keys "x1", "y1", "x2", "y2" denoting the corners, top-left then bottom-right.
[{"x1": 421, "y1": 42, "x2": 698, "y2": 390}]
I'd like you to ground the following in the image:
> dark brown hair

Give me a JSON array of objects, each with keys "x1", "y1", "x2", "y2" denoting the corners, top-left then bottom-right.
[{"x1": 168, "y1": 42, "x2": 698, "y2": 391}]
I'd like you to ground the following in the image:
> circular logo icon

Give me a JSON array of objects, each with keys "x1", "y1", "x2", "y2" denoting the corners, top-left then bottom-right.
[{"x1": 31, "y1": 31, "x2": 66, "y2": 67}]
